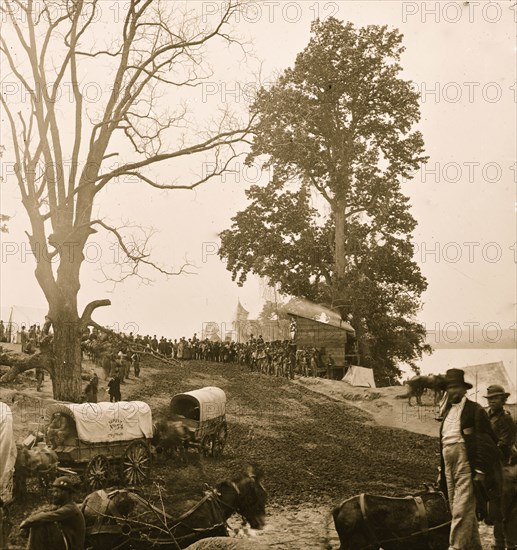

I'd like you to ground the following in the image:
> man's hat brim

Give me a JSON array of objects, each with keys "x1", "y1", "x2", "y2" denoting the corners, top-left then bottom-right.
[
  {"x1": 484, "y1": 391, "x2": 510, "y2": 398},
  {"x1": 446, "y1": 381, "x2": 473, "y2": 389}
]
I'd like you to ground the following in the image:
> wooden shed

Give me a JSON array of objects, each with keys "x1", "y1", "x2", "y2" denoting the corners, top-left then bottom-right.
[{"x1": 285, "y1": 297, "x2": 357, "y2": 379}]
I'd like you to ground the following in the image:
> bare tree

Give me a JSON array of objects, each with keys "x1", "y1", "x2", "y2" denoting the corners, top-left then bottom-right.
[{"x1": 0, "y1": 0, "x2": 253, "y2": 400}]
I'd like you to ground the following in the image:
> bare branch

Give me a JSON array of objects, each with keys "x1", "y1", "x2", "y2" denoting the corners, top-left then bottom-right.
[
  {"x1": 91, "y1": 220, "x2": 198, "y2": 282},
  {"x1": 96, "y1": 122, "x2": 254, "y2": 190}
]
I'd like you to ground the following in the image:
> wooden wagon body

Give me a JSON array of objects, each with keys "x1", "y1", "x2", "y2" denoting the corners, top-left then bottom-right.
[
  {"x1": 45, "y1": 401, "x2": 153, "y2": 490},
  {"x1": 169, "y1": 387, "x2": 227, "y2": 457},
  {"x1": 286, "y1": 297, "x2": 358, "y2": 379}
]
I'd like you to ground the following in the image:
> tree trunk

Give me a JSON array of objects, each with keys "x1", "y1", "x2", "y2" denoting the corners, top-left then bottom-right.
[
  {"x1": 51, "y1": 315, "x2": 83, "y2": 402},
  {"x1": 334, "y1": 197, "x2": 347, "y2": 283}
]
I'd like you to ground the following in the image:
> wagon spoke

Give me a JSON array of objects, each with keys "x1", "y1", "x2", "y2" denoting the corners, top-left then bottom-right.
[
  {"x1": 86, "y1": 455, "x2": 110, "y2": 491},
  {"x1": 122, "y1": 441, "x2": 151, "y2": 486}
]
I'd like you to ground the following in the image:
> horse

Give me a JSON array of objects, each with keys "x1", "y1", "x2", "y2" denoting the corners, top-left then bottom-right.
[
  {"x1": 14, "y1": 445, "x2": 59, "y2": 501},
  {"x1": 397, "y1": 375, "x2": 447, "y2": 407},
  {"x1": 82, "y1": 464, "x2": 267, "y2": 549},
  {"x1": 152, "y1": 418, "x2": 190, "y2": 463},
  {"x1": 332, "y1": 487, "x2": 451, "y2": 550}
]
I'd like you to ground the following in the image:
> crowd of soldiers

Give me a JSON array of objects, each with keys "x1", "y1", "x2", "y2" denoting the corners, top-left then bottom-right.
[
  {"x1": 113, "y1": 330, "x2": 338, "y2": 379},
  {"x1": 82, "y1": 325, "x2": 342, "y2": 380}
]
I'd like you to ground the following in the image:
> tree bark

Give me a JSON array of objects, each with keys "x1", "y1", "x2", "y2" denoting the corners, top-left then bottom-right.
[
  {"x1": 334, "y1": 197, "x2": 347, "y2": 284},
  {"x1": 51, "y1": 315, "x2": 83, "y2": 401},
  {"x1": 0, "y1": 351, "x2": 54, "y2": 383}
]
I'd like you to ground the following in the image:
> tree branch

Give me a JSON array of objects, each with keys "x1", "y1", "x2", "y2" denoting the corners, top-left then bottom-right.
[
  {"x1": 80, "y1": 299, "x2": 112, "y2": 326},
  {"x1": 0, "y1": 351, "x2": 55, "y2": 383}
]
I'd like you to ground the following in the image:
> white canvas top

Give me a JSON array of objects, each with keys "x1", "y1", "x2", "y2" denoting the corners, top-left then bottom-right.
[
  {"x1": 0, "y1": 402, "x2": 17, "y2": 503},
  {"x1": 48, "y1": 401, "x2": 153, "y2": 443},
  {"x1": 342, "y1": 365, "x2": 376, "y2": 388},
  {"x1": 171, "y1": 387, "x2": 226, "y2": 422}
]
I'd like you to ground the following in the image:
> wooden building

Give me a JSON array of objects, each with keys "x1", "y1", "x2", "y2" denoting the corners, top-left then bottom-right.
[{"x1": 285, "y1": 297, "x2": 358, "y2": 379}]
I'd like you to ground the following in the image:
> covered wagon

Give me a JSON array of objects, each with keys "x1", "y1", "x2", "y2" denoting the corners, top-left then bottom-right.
[
  {"x1": 45, "y1": 401, "x2": 153, "y2": 490},
  {"x1": 0, "y1": 401, "x2": 16, "y2": 505},
  {"x1": 169, "y1": 387, "x2": 227, "y2": 457}
]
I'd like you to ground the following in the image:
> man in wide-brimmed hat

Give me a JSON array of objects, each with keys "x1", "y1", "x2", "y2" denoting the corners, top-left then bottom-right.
[
  {"x1": 20, "y1": 476, "x2": 85, "y2": 549},
  {"x1": 438, "y1": 368, "x2": 504, "y2": 550},
  {"x1": 485, "y1": 384, "x2": 516, "y2": 550}
]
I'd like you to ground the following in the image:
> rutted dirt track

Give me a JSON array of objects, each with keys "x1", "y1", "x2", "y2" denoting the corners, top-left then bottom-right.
[{"x1": 3, "y1": 355, "x2": 493, "y2": 548}]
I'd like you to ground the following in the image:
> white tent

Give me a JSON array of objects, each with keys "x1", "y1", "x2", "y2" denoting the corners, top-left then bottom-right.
[
  {"x1": 462, "y1": 361, "x2": 517, "y2": 405},
  {"x1": 342, "y1": 365, "x2": 376, "y2": 388}
]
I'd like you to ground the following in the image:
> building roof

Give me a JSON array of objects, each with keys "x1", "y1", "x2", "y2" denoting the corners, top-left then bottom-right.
[{"x1": 285, "y1": 297, "x2": 355, "y2": 333}]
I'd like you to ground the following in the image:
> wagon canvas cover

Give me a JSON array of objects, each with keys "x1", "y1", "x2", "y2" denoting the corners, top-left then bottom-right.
[
  {"x1": 0, "y1": 402, "x2": 17, "y2": 503},
  {"x1": 62, "y1": 401, "x2": 153, "y2": 443},
  {"x1": 170, "y1": 387, "x2": 226, "y2": 423}
]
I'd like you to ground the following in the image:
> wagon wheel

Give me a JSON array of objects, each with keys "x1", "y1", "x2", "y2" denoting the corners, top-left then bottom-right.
[
  {"x1": 201, "y1": 435, "x2": 214, "y2": 457},
  {"x1": 213, "y1": 423, "x2": 228, "y2": 458},
  {"x1": 123, "y1": 441, "x2": 151, "y2": 486},
  {"x1": 86, "y1": 455, "x2": 110, "y2": 491}
]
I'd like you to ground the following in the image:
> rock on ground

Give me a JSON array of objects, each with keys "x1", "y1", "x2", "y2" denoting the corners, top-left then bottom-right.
[{"x1": 185, "y1": 537, "x2": 270, "y2": 549}]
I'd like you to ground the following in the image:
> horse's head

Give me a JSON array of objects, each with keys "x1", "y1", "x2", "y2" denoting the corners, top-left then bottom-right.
[{"x1": 218, "y1": 464, "x2": 267, "y2": 530}]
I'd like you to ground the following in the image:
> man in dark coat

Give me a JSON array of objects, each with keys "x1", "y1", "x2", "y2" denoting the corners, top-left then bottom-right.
[
  {"x1": 438, "y1": 368, "x2": 504, "y2": 550},
  {"x1": 107, "y1": 376, "x2": 121, "y2": 403},
  {"x1": 20, "y1": 476, "x2": 85, "y2": 549},
  {"x1": 485, "y1": 384, "x2": 517, "y2": 550}
]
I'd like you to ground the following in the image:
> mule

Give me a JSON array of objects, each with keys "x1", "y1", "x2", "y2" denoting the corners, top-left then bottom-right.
[
  {"x1": 333, "y1": 488, "x2": 450, "y2": 550},
  {"x1": 82, "y1": 464, "x2": 267, "y2": 549}
]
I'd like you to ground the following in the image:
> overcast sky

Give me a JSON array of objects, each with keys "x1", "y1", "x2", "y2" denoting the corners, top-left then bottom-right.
[{"x1": 1, "y1": 1, "x2": 516, "y2": 360}]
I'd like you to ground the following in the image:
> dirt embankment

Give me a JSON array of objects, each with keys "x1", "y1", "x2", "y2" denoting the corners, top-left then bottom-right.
[
  {"x1": 1, "y1": 355, "x2": 495, "y2": 549},
  {"x1": 294, "y1": 377, "x2": 443, "y2": 438}
]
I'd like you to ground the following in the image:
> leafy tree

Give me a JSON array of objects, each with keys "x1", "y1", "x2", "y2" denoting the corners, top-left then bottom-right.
[
  {"x1": 220, "y1": 18, "x2": 431, "y2": 383},
  {"x1": 258, "y1": 300, "x2": 289, "y2": 322},
  {"x1": 0, "y1": 0, "x2": 251, "y2": 400}
]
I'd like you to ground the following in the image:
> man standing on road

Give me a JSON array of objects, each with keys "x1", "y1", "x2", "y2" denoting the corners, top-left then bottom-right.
[
  {"x1": 439, "y1": 368, "x2": 504, "y2": 550},
  {"x1": 108, "y1": 375, "x2": 121, "y2": 403},
  {"x1": 485, "y1": 384, "x2": 516, "y2": 550},
  {"x1": 20, "y1": 476, "x2": 85, "y2": 550}
]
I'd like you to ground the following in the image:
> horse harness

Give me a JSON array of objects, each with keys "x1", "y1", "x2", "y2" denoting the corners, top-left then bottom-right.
[{"x1": 358, "y1": 492, "x2": 438, "y2": 548}]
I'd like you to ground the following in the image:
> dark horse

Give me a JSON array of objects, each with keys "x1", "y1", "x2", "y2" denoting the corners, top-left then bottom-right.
[
  {"x1": 397, "y1": 375, "x2": 447, "y2": 407},
  {"x1": 151, "y1": 418, "x2": 190, "y2": 463},
  {"x1": 82, "y1": 464, "x2": 267, "y2": 549},
  {"x1": 333, "y1": 487, "x2": 451, "y2": 550}
]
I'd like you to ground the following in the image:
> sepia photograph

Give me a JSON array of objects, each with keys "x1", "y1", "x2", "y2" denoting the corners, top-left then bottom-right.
[{"x1": 0, "y1": 1, "x2": 515, "y2": 548}]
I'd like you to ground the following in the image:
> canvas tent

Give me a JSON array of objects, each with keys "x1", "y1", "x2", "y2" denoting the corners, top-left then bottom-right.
[
  {"x1": 462, "y1": 361, "x2": 516, "y2": 405},
  {"x1": 342, "y1": 365, "x2": 376, "y2": 388}
]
